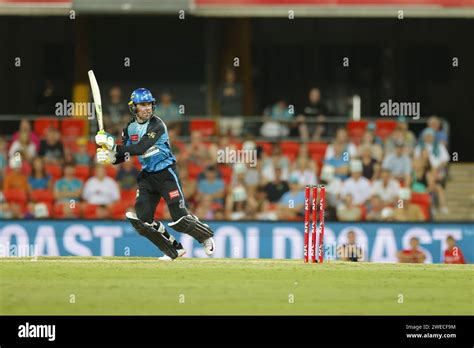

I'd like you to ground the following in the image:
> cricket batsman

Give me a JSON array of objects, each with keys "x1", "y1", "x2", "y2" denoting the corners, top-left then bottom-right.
[{"x1": 95, "y1": 88, "x2": 215, "y2": 260}]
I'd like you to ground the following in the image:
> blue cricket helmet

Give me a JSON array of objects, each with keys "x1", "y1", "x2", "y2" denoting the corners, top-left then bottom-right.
[{"x1": 128, "y1": 88, "x2": 156, "y2": 115}]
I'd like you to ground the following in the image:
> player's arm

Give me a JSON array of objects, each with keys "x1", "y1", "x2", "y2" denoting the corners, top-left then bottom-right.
[
  {"x1": 113, "y1": 126, "x2": 131, "y2": 165},
  {"x1": 115, "y1": 120, "x2": 165, "y2": 157}
]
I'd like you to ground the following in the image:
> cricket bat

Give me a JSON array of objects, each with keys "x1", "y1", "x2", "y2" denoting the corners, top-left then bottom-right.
[{"x1": 88, "y1": 70, "x2": 107, "y2": 149}]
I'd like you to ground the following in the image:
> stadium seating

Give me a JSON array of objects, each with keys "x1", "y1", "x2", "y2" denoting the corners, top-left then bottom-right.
[
  {"x1": 255, "y1": 141, "x2": 272, "y2": 155},
  {"x1": 74, "y1": 165, "x2": 91, "y2": 182},
  {"x1": 4, "y1": 189, "x2": 28, "y2": 205},
  {"x1": 411, "y1": 192, "x2": 431, "y2": 221},
  {"x1": 82, "y1": 203, "x2": 99, "y2": 219},
  {"x1": 121, "y1": 189, "x2": 137, "y2": 205},
  {"x1": 375, "y1": 120, "x2": 397, "y2": 140},
  {"x1": 190, "y1": 119, "x2": 216, "y2": 136},
  {"x1": 281, "y1": 141, "x2": 299, "y2": 160},
  {"x1": 61, "y1": 119, "x2": 87, "y2": 138},
  {"x1": 109, "y1": 201, "x2": 131, "y2": 219},
  {"x1": 34, "y1": 117, "x2": 59, "y2": 136},
  {"x1": 30, "y1": 189, "x2": 55, "y2": 204},
  {"x1": 347, "y1": 120, "x2": 368, "y2": 144},
  {"x1": 218, "y1": 164, "x2": 233, "y2": 185},
  {"x1": 53, "y1": 202, "x2": 81, "y2": 218},
  {"x1": 188, "y1": 163, "x2": 204, "y2": 180},
  {"x1": 45, "y1": 163, "x2": 62, "y2": 180}
]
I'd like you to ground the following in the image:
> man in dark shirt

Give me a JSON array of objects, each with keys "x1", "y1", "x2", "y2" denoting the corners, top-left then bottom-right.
[
  {"x1": 264, "y1": 167, "x2": 289, "y2": 203},
  {"x1": 302, "y1": 87, "x2": 329, "y2": 140},
  {"x1": 338, "y1": 230, "x2": 364, "y2": 262},
  {"x1": 217, "y1": 68, "x2": 243, "y2": 136},
  {"x1": 38, "y1": 127, "x2": 64, "y2": 164}
]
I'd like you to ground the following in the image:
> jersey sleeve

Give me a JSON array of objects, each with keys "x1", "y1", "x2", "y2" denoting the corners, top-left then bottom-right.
[
  {"x1": 113, "y1": 126, "x2": 132, "y2": 165},
  {"x1": 115, "y1": 117, "x2": 165, "y2": 158}
]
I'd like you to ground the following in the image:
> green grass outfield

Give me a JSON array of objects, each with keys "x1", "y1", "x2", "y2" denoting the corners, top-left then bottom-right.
[{"x1": 0, "y1": 257, "x2": 472, "y2": 315}]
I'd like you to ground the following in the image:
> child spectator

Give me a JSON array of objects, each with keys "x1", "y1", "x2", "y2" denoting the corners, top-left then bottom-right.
[
  {"x1": 397, "y1": 237, "x2": 426, "y2": 263},
  {"x1": 443, "y1": 235, "x2": 465, "y2": 264},
  {"x1": 54, "y1": 163, "x2": 82, "y2": 203},
  {"x1": 197, "y1": 165, "x2": 225, "y2": 205},
  {"x1": 74, "y1": 138, "x2": 91, "y2": 165}
]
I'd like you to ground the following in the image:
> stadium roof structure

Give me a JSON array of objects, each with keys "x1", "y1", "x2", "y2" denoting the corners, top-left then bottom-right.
[{"x1": 0, "y1": 0, "x2": 473, "y2": 17}]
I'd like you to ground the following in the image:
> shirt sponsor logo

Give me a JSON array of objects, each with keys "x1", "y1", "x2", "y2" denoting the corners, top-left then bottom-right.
[
  {"x1": 169, "y1": 189, "x2": 180, "y2": 199},
  {"x1": 142, "y1": 145, "x2": 160, "y2": 158},
  {"x1": 130, "y1": 134, "x2": 139, "y2": 142},
  {"x1": 147, "y1": 131, "x2": 156, "y2": 139}
]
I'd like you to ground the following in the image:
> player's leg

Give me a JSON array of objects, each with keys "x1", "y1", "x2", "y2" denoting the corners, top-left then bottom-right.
[
  {"x1": 159, "y1": 164, "x2": 215, "y2": 255},
  {"x1": 128, "y1": 174, "x2": 180, "y2": 259}
]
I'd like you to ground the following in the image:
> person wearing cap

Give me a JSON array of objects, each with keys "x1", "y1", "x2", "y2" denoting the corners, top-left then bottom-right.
[
  {"x1": 393, "y1": 188, "x2": 425, "y2": 222},
  {"x1": 277, "y1": 174, "x2": 306, "y2": 219},
  {"x1": 382, "y1": 139, "x2": 411, "y2": 186},
  {"x1": 340, "y1": 159, "x2": 372, "y2": 206}
]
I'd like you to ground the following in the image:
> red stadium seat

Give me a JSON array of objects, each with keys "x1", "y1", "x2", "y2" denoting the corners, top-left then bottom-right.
[
  {"x1": 188, "y1": 163, "x2": 204, "y2": 180},
  {"x1": 82, "y1": 203, "x2": 99, "y2": 219},
  {"x1": 347, "y1": 121, "x2": 368, "y2": 144},
  {"x1": 281, "y1": 141, "x2": 299, "y2": 161},
  {"x1": 121, "y1": 189, "x2": 137, "y2": 205},
  {"x1": 255, "y1": 141, "x2": 272, "y2": 156},
  {"x1": 190, "y1": 119, "x2": 216, "y2": 136},
  {"x1": 74, "y1": 165, "x2": 91, "y2": 182},
  {"x1": 4, "y1": 189, "x2": 27, "y2": 205},
  {"x1": 218, "y1": 165, "x2": 233, "y2": 185},
  {"x1": 375, "y1": 120, "x2": 397, "y2": 140},
  {"x1": 45, "y1": 163, "x2": 62, "y2": 180},
  {"x1": 61, "y1": 119, "x2": 87, "y2": 138},
  {"x1": 34, "y1": 118, "x2": 59, "y2": 137},
  {"x1": 411, "y1": 192, "x2": 431, "y2": 221},
  {"x1": 109, "y1": 201, "x2": 131, "y2": 219},
  {"x1": 307, "y1": 142, "x2": 328, "y2": 156},
  {"x1": 53, "y1": 202, "x2": 81, "y2": 218},
  {"x1": 87, "y1": 141, "x2": 98, "y2": 158},
  {"x1": 30, "y1": 189, "x2": 55, "y2": 204}
]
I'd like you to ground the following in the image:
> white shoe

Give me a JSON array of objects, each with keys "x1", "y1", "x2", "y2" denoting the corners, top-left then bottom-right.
[
  {"x1": 202, "y1": 237, "x2": 215, "y2": 256},
  {"x1": 158, "y1": 248, "x2": 186, "y2": 261}
]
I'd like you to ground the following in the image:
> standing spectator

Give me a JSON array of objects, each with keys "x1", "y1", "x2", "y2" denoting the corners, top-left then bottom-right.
[
  {"x1": 28, "y1": 157, "x2": 52, "y2": 192},
  {"x1": 397, "y1": 237, "x2": 426, "y2": 263},
  {"x1": 336, "y1": 194, "x2": 362, "y2": 221},
  {"x1": 341, "y1": 160, "x2": 372, "y2": 206},
  {"x1": 414, "y1": 128, "x2": 450, "y2": 213},
  {"x1": 277, "y1": 175, "x2": 306, "y2": 220},
  {"x1": 82, "y1": 165, "x2": 120, "y2": 205},
  {"x1": 371, "y1": 168, "x2": 400, "y2": 206},
  {"x1": 3, "y1": 157, "x2": 28, "y2": 192},
  {"x1": 324, "y1": 142, "x2": 350, "y2": 181},
  {"x1": 218, "y1": 68, "x2": 243, "y2": 136},
  {"x1": 11, "y1": 119, "x2": 41, "y2": 152},
  {"x1": 116, "y1": 159, "x2": 139, "y2": 190},
  {"x1": 104, "y1": 86, "x2": 128, "y2": 136},
  {"x1": 393, "y1": 188, "x2": 425, "y2": 222},
  {"x1": 337, "y1": 230, "x2": 364, "y2": 261},
  {"x1": 301, "y1": 87, "x2": 328, "y2": 140},
  {"x1": 426, "y1": 115, "x2": 448, "y2": 146},
  {"x1": 382, "y1": 140, "x2": 411, "y2": 186},
  {"x1": 8, "y1": 130, "x2": 37, "y2": 163},
  {"x1": 444, "y1": 235, "x2": 465, "y2": 264},
  {"x1": 359, "y1": 145, "x2": 380, "y2": 181},
  {"x1": 39, "y1": 127, "x2": 64, "y2": 164},
  {"x1": 54, "y1": 163, "x2": 82, "y2": 203},
  {"x1": 263, "y1": 166, "x2": 289, "y2": 203},
  {"x1": 196, "y1": 165, "x2": 225, "y2": 205}
]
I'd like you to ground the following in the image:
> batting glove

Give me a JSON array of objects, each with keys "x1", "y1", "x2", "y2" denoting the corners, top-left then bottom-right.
[
  {"x1": 95, "y1": 131, "x2": 116, "y2": 151},
  {"x1": 96, "y1": 148, "x2": 116, "y2": 164}
]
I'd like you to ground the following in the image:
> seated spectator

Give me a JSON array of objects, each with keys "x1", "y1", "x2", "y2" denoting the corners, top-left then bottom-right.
[
  {"x1": 385, "y1": 117, "x2": 416, "y2": 155},
  {"x1": 411, "y1": 156, "x2": 434, "y2": 194},
  {"x1": 360, "y1": 128, "x2": 384, "y2": 162},
  {"x1": 290, "y1": 157, "x2": 317, "y2": 187},
  {"x1": 54, "y1": 163, "x2": 82, "y2": 203},
  {"x1": 444, "y1": 235, "x2": 465, "y2": 264},
  {"x1": 218, "y1": 68, "x2": 243, "y2": 137},
  {"x1": 3, "y1": 157, "x2": 28, "y2": 192},
  {"x1": 261, "y1": 143, "x2": 290, "y2": 184},
  {"x1": 209, "y1": 134, "x2": 237, "y2": 163},
  {"x1": 337, "y1": 231, "x2": 364, "y2": 261},
  {"x1": 371, "y1": 168, "x2": 400, "y2": 206},
  {"x1": 426, "y1": 115, "x2": 448, "y2": 146},
  {"x1": 82, "y1": 165, "x2": 120, "y2": 205},
  {"x1": 261, "y1": 99, "x2": 293, "y2": 138},
  {"x1": 382, "y1": 140, "x2": 411, "y2": 186},
  {"x1": 225, "y1": 184, "x2": 248, "y2": 221},
  {"x1": 103, "y1": 86, "x2": 128, "y2": 136},
  {"x1": 325, "y1": 128, "x2": 357, "y2": 160},
  {"x1": 28, "y1": 157, "x2": 52, "y2": 192},
  {"x1": 63, "y1": 147, "x2": 76, "y2": 166},
  {"x1": 197, "y1": 165, "x2": 225, "y2": 205},
  {"x1": 341, "y1": 160, "x2": 372, "y2": 206},
  {"x1": 366, "y1": 194, "x2": 384, "y2": 221},
  {"x1": 74, "y1": 138, "x2": 91, "y2": 165},
  {"x1": 320, "y1": 165, "x2": 343, "y2": 211},
  {"x1": 249, "y1": 186, "x2": 275, "y2": 220},
  {"x1": 393, "y1": 188, "x2": 425, "y2": 222},
  {"x1": 277, "y1": 175, "x2": 305, "y2": 220},
  {"x1": 336, "y1": 194, "x2": 362, "y2": 221},
  {"x1": 397, "y1": 237, "x2": 426, "y2": 263},
  {"x1": 187, "y1": 131, "x2": 212, "y2": 167},
  {"x1": 324, "y1": 142, "x2": 350, "y2": 180},
  {"x1": 195, "y1": 194, "x2": 216, "y2": 220},
  {"x1": 116, "y1": 159, "x2": 139, "y2": 190},
  {"x1": 156, "y1": 92, "x2": 181, "y2": 122},
  {"x1": 0, "y1": 137, "x2": 8, "y2": 176},
  {"x1": 9, "y1": 130, "x2": 37, "y2": 163},
  {"x1": 263, "y1": 166, "x2": 289, "y2": 203},
  {"x1": 11, "y1": 119, "x2": 41, "y2": 151},
  {"x1": 359, "y1": 144, "x2": 380, "y2": 181},
  {"x1": 96, "y1": 205, "x2": 110, "y2": 219},
  {"x1": 39, "y1": 127, "x2": 64, "y2": 164},
  {"x1": 414, "y1": 128, "x2": 449, "y2": 213}
]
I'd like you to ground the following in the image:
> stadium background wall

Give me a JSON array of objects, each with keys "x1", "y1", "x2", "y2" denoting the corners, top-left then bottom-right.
[{"x1": 0, "y1": 221, "x2": 472, "y2": 263}]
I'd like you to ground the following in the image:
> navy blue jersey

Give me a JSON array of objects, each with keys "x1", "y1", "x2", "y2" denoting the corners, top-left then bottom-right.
[{"x1": 114, "y1": 116, "x2": 176, "y2": 172}]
